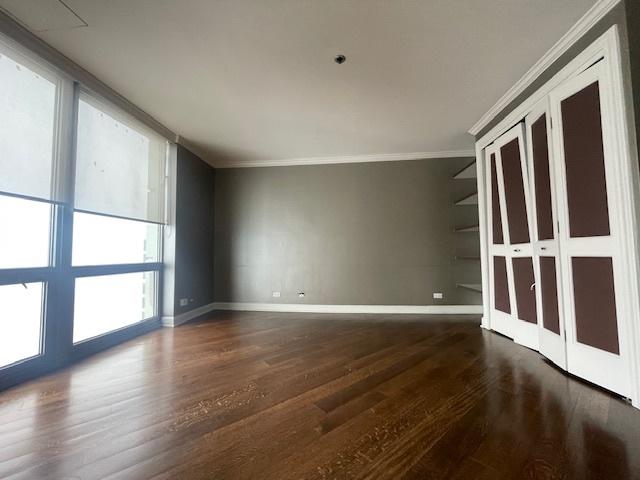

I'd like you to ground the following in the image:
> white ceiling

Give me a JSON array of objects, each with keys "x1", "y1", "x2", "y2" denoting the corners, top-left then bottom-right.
[{"x1": 0, "y1": 0, "x2": 597, "y2": 166}]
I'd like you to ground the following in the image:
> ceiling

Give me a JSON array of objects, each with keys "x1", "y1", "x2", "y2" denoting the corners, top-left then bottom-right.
[{"x1": 0, "y1": 0, "x2": 597, "y2": 167}]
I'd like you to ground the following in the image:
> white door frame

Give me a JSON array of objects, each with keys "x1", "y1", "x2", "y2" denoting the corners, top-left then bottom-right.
[{"x1": 474, "y1": 26, "x2": 640, "y2": 407}]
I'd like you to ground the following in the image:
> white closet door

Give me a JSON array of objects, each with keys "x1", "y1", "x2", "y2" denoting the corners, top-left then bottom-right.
[
  {"x1": 486, "y1": 144, "x2": 514, "y2": 338},
  {"x1": 487, "y1": 124, "x2": 539, "y2": 349},
  {"x1": 550, "y1": 61, "x2": 631, "y2": 396},
  {"x1": 525, "y1": 100, "x2": 567, "y2": 369}
]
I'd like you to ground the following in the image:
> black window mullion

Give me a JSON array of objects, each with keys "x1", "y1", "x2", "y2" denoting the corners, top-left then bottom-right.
[
  {"x1": 71, "y1": 262, "x2": 162, "y2": 278},
  {"x1": 0, "y1": 267, "x2": 54, "y2": 285}
]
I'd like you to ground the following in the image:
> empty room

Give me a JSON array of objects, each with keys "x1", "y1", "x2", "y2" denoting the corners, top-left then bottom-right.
[{"x1": 1, "y1": 0, "x2": 640, "y2": 478}]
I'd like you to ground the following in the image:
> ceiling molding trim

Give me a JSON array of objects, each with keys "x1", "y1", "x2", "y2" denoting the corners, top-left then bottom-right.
[
  {"x1": 215, "y1": 149, "x2": 476, "y2": 169},
  {"x1": 468, "y1": 0, "x2": 622, "y2": 136}
]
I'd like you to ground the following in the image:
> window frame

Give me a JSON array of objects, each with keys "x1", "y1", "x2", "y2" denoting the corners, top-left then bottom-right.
[
  {"x1": 0, "y1": 34, "x2": 167, "y2": 391},
  {"x1": 69, "y1": 86, "x2": 166, "y2": 352},
  {"x1": 0, "y1": 32, "x2": 72, "y2": 387}
]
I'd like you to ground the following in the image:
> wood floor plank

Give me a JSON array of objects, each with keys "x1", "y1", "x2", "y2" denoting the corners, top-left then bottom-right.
[{"x1": 0, "y1": 312, "x2": 638, "y2": 479}]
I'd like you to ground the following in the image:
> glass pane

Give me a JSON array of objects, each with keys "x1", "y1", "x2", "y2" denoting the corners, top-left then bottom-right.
[
  {"x1": 0, "y1": 283, "x2": 43, "y2": 368},
  {"x1": 72, "y1": 212, "x2": 160, "y2": 266},
  {"x1": 75, "y1": 93, "x2": 167, "y2": 223},
  {"x1": 0, "y1": 47, "x2": 57, "y2": 201},
  {"x1": 73, "y1": 272, "x2": 156, "y2": 343},
  {"x1": 0, "y1": 194, "x2": 51, "y2": 269}
]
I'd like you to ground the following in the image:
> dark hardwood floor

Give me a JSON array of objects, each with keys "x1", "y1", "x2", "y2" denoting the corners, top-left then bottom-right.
[{"x1": 1, "y1": 311, "x2": 639, "y2": 479}]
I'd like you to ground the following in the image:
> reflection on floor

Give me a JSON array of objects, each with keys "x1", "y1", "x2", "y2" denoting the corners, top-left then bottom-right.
[{"x1": 0, "y1": 311, "x2": 639, "y2": 479}]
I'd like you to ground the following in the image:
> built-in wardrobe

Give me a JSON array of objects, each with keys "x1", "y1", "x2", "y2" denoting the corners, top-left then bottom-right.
[{"x1": 475, "y1": 26, "x2": 640, "y2": 408}]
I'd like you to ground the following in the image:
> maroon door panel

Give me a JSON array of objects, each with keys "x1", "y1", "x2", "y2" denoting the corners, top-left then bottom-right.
[
  {"x1": 561, "y1": 82, "x2": 610, "y2": 238},
  {"x1": 490, "y1": 153, "x2": 504, "y2": 245},
  {"x1": 512, "y1": 257, "x2": 537, "y2": 324},
  {"x1": 531, "y1": 115, "x2": 554, "y2": 241},
  {"x1": 540, "y1": 256, "x2": 560, "y2": 334},
  {"x1": 493, "y1": 256, "x2": 510, "y2": 314},
  {"x1": 500, "y1": 139, "x2": 530, "y2": 244},
  {"x1": 572, "y1": 257, "x2": 619, "y2": 355}
]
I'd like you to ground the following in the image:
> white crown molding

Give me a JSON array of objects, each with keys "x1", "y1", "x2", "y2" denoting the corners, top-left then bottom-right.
[
  {"x1": 468, "y1": 0, "x2": 622, "y2": 136},
  {"x1": 214, "y1": 150, "x2": 476, "y2": 169}
]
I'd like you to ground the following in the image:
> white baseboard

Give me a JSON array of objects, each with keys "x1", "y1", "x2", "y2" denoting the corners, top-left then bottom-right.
[
  {"x1": 212, "y1": 302, "x2": 483, "y2": 315},
  {"x1": 162, "y1": 302, "x2": 482, "y2": 328},
  {"x1": 162, "y1": 302, "x2": 217, "y2": 327}
]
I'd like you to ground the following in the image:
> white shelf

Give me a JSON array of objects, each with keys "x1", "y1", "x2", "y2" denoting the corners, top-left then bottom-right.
[
  {"x1": 456, "y1": 283, "x2": 482, "y2": 293},
  {"x1": 453, "y1": 162, "x2": 477, "y2": 179},
  {"x1": 454, "y1": 192, "x2": 478, "y2": 205},
  {"x1": 454, "y1": 225, "x2": 479, "y2": 233}
]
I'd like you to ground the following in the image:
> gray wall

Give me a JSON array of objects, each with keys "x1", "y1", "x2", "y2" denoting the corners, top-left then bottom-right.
[
  {"x1": 174, "y1": 145, "x2": 216, "y2": 315},
  {"x1": 476, "y1": 3, "x2": 634, "y2": 140},
  {"x1": 625, "y1": 0, "x2": 640, "y2": 164},
  {"x1": 214, "y1": 158, "x2": 481, "y2": 306}
]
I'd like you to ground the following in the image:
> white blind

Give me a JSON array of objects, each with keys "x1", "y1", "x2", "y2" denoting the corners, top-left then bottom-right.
[
  {"x1": 74, "y1": 92, "x2": 167, "y2": 223},
  {"x1": 0, "y1": 45, "x2": 58, "y2": 202}
]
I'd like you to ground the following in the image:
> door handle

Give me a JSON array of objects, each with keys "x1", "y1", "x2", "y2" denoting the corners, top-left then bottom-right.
[
  {"x1": 540, "y1": 247, "x2": 547, "y2": 251},
  {"x1": 514, "y1": 248, "x2": 521, "y2": 252},
  {"x1": 530, "y1": 282, "x2": 536, "y2": 291}
]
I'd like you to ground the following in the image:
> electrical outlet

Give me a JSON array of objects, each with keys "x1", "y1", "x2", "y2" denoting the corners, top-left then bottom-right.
[
  {"x1": 272, "y1": 291, "x2": 281, "y2": 298},
  {"x1": 433, "y1": 292, "x2": 444, "y2": 300},
  {"x1": 298, "y1": 292, "x2": 305, "y2": 298},
  {"x1": 179, "y1": 298, "x2": 189, "y2": 306}
]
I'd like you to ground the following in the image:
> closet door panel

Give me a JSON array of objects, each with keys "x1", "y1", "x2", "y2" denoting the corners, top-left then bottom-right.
[
  {"x1": 551, "y1": 61, "x2": 630, "y2": 397},
  {"x1": 512, "y1": 257, "x2": 537, "y2": 324},
  {"x1": 561, "y1": 81, "x2": 610, "y2": 238},
  {"x1": 539, "y1": 256, "x2": 560, "y2": 335},
  {"x1": 495, "y1": 124, "x2": 538, "y2": 350},
  {"x1": 490, "y1": 153, "x2": 504, "y2": 245},
  {"x1": 493, "y1": 256, "x2": 510, "y2": 314},
  {"x1": 531, "y1": 115, "x2": 554, "y2": 241},
  {"x1": 487, "y1": 143, "x2": 516, "y2": 339},
  {"x1": 571, "y1": 257, "x2": 619, "y2": 354},
  {"x1": 526, "y1": 101, "x2": 566, "y2": 368},
  {"x1": 500, "y1": 138, "x2": 530, "y2": 244}
]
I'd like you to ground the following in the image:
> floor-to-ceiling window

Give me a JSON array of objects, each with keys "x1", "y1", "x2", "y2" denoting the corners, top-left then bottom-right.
[
  {"x1": 71, "y1": 91, "x2": 166, "y2": 345},
  {"x1": 0, "y1": 39, "x2": 62, "y2": 377},
  {"x1": 0, "y1": 35, "x2": 168, "y2": 389}
]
